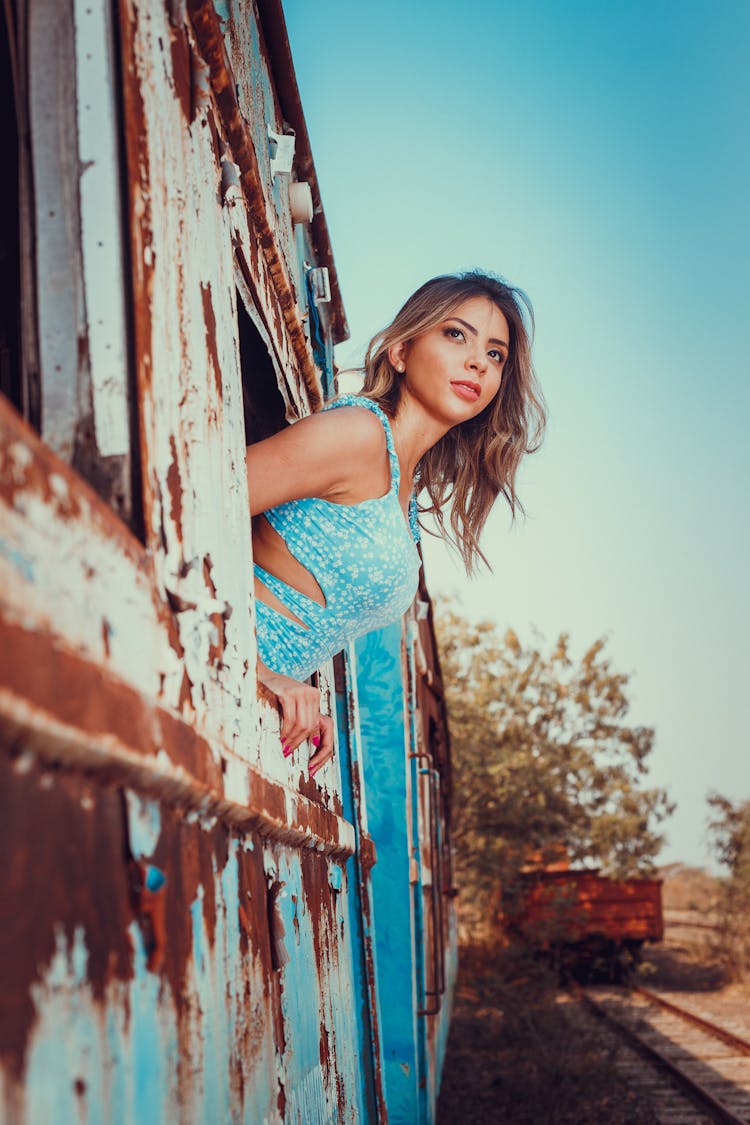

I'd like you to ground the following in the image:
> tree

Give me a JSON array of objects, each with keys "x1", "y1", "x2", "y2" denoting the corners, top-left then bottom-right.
[
  {"x1": 707, "y1": 793, "x2": 750, "y2": 978},
  {"x1": 435, "y1": 605, "x2": 673, "y2": 908}
]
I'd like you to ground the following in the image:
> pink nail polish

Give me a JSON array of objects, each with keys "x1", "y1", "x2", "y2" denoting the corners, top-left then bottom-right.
[
  {"x1": 312, "y1": 735, "x2": 320, "y2": 748},
  {"x1": 283, "y1": 745, "x2": 292, "y2": 758}
]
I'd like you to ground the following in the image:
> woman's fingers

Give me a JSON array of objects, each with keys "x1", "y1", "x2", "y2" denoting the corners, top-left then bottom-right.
[
  {"x1": 278, "y1": 681, "x2": 321, "y2": 752},
  {"x1": 257, "y1": 664, "x2": 327, "y2": 756},
  {"x1": 309, "y1": 714, "x2": 335, "y2": 778},
  {"x1": 278, "y1": 691, "x2": 297, "y2": 750}
]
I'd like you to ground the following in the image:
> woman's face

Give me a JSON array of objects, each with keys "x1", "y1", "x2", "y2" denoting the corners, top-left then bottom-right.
[{"x1": 391, "y1": 296, "x2": 510, "y2": 428}]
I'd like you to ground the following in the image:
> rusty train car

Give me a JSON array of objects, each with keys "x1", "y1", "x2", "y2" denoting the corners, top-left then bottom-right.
[
  {"x1": 0, "y1": 2, "x2": 457, "y2": 1121},
  {"x1": 503, "y1": 864, "x2": 664, "y2": 982}
]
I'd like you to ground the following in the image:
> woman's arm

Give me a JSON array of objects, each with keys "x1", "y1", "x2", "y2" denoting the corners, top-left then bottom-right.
[
  {"x1": 245, "y1": 406, "x2": 390, "y2": 515},
  {"x1": 247, "y1": 408, "x2": 389, "y2": 772}
]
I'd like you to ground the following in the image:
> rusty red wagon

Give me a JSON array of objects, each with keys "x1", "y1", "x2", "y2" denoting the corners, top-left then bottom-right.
[{"x1": 504, "y1": 866, "x2": 664, "y2": 981}]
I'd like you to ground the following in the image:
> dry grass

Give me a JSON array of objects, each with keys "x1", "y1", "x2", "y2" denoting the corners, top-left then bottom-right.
[
  {"x1": 659, "y1": 863, "x2": 720, "y2": 913},
  {"x1": 437, "y1": 942, "x2": 657, "y2": 1124},
  {"x1": 659, "y1": 864, "x2": 750, "y2": 982}
]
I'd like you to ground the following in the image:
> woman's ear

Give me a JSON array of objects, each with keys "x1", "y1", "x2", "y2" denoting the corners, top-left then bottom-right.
[{"x1": 388, "y1": 342, "x2": 407, "y2": 372}]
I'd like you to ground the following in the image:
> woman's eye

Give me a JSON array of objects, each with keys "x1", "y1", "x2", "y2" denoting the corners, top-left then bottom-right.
[
  {"x1": 445, "y1": 326, "x2": 464, "y2": 341},
  {"x1": 489, "y1": 349, "x2": 506, "y2": 364}
]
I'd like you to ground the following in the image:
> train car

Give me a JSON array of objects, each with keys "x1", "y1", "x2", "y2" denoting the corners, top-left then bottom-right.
[
  {"x1": 504, "y1": 866, "x2": 664, "y2": 981},
  {"x1": 0, "y1": 2, "x2": 456, "y2": 1121}
]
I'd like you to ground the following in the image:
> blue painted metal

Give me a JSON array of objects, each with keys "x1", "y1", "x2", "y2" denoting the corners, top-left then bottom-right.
[
  {"x1": 353, "y1": 613, "x2": 459, "y2": 1123},
  {"x1": 333, "y1": 649, "x2": 389, "y2": 1121},
  {"x1": 355, "y1": 623, "x2": 421, "y2": 1122},
  {"x1": 406, "y1": 633, "x2": 431, "y2": 1122}
]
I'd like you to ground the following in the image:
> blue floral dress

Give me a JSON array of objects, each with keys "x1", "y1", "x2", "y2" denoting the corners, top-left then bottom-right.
[{"x1": 253, "y1": 395, "x2": 421, "y2": 679}]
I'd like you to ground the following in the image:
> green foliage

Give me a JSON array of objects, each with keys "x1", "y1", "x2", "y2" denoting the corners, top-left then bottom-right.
[
  {"x1": 708, "y1": 793, "x2": 750, "y2": 889},
  {"x1": 435, "y1": 605, "x2": 673, "y2": 904},
  {"x1": 707, "y1": 793, "x2": 750, "y2": 977}
]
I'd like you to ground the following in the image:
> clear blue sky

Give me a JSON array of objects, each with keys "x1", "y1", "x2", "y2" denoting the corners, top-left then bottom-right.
[{"x1": 284, "y1": 0, "x2": 750, "y2": 868}]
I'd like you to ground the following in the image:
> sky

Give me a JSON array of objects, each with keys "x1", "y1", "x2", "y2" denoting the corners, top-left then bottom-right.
[{"x1": 283, "y1": 0, "x2": 750, "y2": 868}]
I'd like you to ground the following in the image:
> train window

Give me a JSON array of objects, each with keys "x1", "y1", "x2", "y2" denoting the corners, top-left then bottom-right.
[
  {"x1": 1, "y1": 1, "x2": 139, "y2": 528},
  {"x1": 0, "y1": 8, "x2": 38, "y2": 426},
  {"x1": 0, "y1": 11, "x2": 20, "y2": 411},
  {"x1": 236, "y1": 278, "x2": 292, "y2": 445}
]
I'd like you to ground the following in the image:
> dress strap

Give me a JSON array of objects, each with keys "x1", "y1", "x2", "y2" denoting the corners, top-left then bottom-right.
[
  {"x1": 323, "y1": 394, "x2": 400, "y2": 493},
  {"x1": 408, "y1": 493, "x2": 421, "y2": 544}
]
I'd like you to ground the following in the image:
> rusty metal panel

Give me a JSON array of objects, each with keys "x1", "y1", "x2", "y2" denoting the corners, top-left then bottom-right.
[
  {"x1": 511, "y1": 871, "x2": 665, "y2": 945},
  {"x1": 0, "y1": 402, "x2": 177, "y2": 703},
  {"x1": 0, "y1": 1, "x2": 454, "y2": 1120},
  {"x1": 0, "y1": 754, "x2": 364, "y2": 1122},
  {"x1": 254, "y1": 0, "x2": 349, "y2": 349},
  {"x1": 183, "y1": 0, "x2": 324, "y2": 409},
  {"x1": 222, "y1": 0, "x2": 300, "y2": 288},
  {"x1": 0, "y1": 582, "x2": 365, "y2": 1121},
  {"x1": 116, "y1": 0, "x2": 315, "y2": 761}
]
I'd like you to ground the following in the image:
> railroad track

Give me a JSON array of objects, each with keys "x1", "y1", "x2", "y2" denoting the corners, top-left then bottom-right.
[
  {"x1": 579, "y1": 985, "x2": 750, "y2": 1123},
  {"x1": 664, "y1": 911, "x2": 721, "y2": 931}
]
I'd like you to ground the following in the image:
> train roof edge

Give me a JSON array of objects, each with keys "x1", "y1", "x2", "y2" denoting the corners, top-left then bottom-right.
[{"x1": 257, "y1": 0, "x2": 349, "y2": 346}]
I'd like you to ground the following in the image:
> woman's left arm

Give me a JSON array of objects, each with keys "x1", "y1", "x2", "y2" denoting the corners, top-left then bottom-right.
[
  {"x1": 246, "y1": 410, "x2": 386, "y2": 773},
  {"x1": 245, "y1": 408, "x2": 389, "y2": 515}
]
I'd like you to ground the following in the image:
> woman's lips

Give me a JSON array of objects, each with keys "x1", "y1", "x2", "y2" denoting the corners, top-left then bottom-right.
[{"x1": 450, "y1": 380, "x2": 481, "y2": 401}]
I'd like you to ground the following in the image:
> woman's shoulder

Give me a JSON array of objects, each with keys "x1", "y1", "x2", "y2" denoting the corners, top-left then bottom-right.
[
  {"x1": 316, "y1": 398, "x2": 391, "y2": 451},
  {"x1": 305, "y1": 399, "x2": 393, "y2": 499},
  {"x1": 247, "y1": 404, "x2": 391, "y2": 513},
  {"x1": 253, "y1": 401, "x2": 387, "y2": 488},
  {"x1": 323, "y1": 394, "x2": 387, "y2": 421}
]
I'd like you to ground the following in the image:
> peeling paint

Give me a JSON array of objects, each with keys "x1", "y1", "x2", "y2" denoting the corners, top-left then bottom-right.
[
  {"x1": 200, "y1": 282, "x2": 223, "y2": 402},
  {"x1": 125, "y1": 790, "x2": 162, "y2": 857},
  {"x1": 168, "y1": 23, "x2": 192, "y2": 124}
]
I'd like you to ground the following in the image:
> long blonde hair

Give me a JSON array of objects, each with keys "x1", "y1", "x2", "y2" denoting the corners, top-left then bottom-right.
[{"x1": 359, "y1": 270, "x2": 546, "y2": 573}]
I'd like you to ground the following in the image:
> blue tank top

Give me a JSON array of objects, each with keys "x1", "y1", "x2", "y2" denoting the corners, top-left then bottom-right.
[{"x1": 253, "y1": 395, "x2": 421, "y2": 680}]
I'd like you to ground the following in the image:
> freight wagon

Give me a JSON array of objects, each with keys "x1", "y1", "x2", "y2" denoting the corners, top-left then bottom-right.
[
  {"x1": 0, "y1": 2, "x2": 457, "y2": 1121},
  {"x1": 504, "y1": 866, "x2": 664, "y2": 982}
]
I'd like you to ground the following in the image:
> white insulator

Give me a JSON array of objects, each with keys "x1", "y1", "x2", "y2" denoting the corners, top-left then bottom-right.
[{"x1": 289, "y1": 181, "x2": 313, "y2": 224}]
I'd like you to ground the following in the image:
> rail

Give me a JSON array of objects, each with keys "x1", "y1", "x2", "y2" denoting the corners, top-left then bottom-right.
[
  {"x1": 664, "y1": 910, "x2": 721, "y2": 932},
  {"x1": 578, "y1": 987, "x2": 750, "y2": 1125},
  {"x1": 632, "y1": 985, "x2": 750, "y2": 1057}
]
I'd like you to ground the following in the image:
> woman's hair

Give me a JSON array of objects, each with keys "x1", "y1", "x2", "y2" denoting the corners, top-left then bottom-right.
[{"x1": 359, "y1": 270, "x2": 547, "y2": 574}]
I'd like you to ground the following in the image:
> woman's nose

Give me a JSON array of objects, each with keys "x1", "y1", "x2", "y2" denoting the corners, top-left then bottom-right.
[{"x1": 466, "y1": 350, "x2": 487, "y2": 373}]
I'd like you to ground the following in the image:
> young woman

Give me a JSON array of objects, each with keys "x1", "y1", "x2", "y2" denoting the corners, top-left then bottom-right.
[{"x1": 246, "y1": 270, "x2": 546, "y2": 777}]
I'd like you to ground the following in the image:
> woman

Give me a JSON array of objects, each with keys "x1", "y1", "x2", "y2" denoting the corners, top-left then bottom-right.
[{"x1": 246, "y1": 270, "x2": 546, "y2": 777}]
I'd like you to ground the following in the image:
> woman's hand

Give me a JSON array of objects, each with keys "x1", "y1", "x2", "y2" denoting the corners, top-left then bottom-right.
[
  {"x1": 308, "y1": 713, "x2": 335, "y2": 778},
  {"x1": 257, "y1": 662, "x2": 335, "y2": 778}
]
